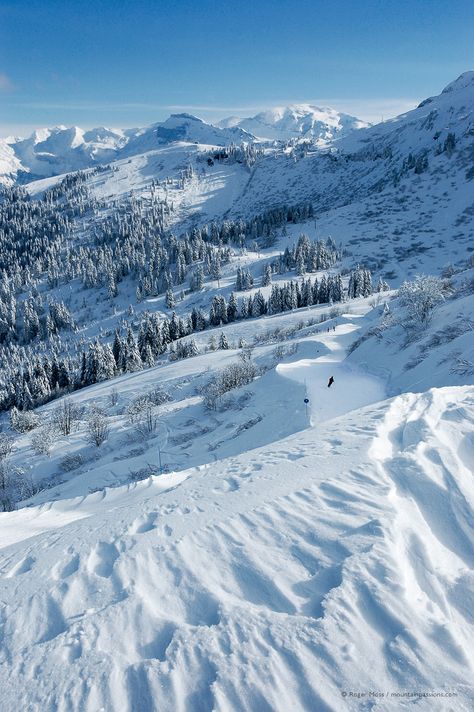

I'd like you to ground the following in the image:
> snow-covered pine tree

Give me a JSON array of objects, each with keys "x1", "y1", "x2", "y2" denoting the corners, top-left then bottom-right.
[
  {"x1": 219, "y1": 332, "x2": 229, "y2": 350},
  {"x1": 262, "y1": 264, "x2": 273, "y2": 286}
]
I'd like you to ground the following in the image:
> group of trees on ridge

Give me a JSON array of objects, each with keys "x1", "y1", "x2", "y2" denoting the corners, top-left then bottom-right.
[{"x1": 0, "y1": 267, "x2": 379, "y2": 414}]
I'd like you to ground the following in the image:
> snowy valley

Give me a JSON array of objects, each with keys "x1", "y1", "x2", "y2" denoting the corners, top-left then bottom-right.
[{"x1": 0, "y1": 72, "x2": 473, "y2": 711}]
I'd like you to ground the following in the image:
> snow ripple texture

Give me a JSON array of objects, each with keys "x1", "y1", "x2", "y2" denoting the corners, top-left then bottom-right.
[{"x1": 0, "y1": 388, "x2": 473, "y2": 711}]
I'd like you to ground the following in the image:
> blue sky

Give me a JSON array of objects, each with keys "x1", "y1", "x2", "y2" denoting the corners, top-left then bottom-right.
[{"x1": 0, "y1": 0, "x2": 472, "y2": 136}]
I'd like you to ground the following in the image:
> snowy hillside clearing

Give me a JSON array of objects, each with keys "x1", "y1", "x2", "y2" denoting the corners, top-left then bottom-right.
[
  {"x1": 0, "y1": 312, "x2": 472, "y2": 711},
  {"x1": 5, "y1": 302, "x2": 371, "y2": 504}
]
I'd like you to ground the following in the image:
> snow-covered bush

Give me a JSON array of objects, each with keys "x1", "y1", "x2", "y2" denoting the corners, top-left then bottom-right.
[
  {"x1": 126, "y1": 395, "x2": 152, "y2": 424},
  {"x1": 86, "y1": 408, "x2": 109, "y2": 447},
  {"x1": 59, "y1": 452, "x2": 84, "y2": 472},
  {"x1": 10, "y1": 407, "x2": 40, "y2": 433},
  {"x1": 147, "y1": 386, "x2": 172, "y2": 405},
  {"x1": 202, "y1": 360, "x2": 258, "y2": 410},
  {"x1": 30, "y1": 426, "x2": 55, "y2": 457},
  {"x1": 0, "y1": 433, "x2": 14, "y2": 460},
  {"x1": 398, "y1": 275, "x2": 446, "y2": 327}
]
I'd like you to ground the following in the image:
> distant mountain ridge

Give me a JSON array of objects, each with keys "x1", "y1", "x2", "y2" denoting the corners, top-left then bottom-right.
[
  {"x1": 2, "y1": 72, "x2": 473, "y2": 186},
  {"x1": 0, "y1": 105, "x2": 367, "y2": 184}
]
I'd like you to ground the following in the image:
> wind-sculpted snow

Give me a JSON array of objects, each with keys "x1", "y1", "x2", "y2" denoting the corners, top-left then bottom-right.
[{"x1": 0, "y1": 375, "x2": 472, "y2": 709}]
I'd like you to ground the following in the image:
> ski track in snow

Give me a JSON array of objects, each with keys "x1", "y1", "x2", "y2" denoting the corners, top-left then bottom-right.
[
  {"x1": 276, "y1": 322, "x2": 386, "y2": 424},
  {"x1": 0, "y1": 324, "x2": 473, "y2": 711}
]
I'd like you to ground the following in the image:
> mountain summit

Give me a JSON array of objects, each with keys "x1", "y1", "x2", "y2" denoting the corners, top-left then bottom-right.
[{"x1": 218, "y1": 104, "x2": 369, "y2": 142}]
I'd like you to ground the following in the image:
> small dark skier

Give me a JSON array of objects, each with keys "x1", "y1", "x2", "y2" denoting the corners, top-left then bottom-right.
[{"x1": 327, "y1": 376, "x2": 334, "y2": 388}]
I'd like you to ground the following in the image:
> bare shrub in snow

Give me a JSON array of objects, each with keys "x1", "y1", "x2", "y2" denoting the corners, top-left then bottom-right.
[
  {"x1": 203, "y1": 360, "x2": 258, "y2": 410},
  {"x1": 426, "y1": 318, "x2": 474, "y2": 348},
  {"x1": 238, "y1": 346, "x2": 254, "y2": 363},
  {"x1": 59, "y1": 452, "x2": 84, "y2": 472},
  {"x1": 441, "y1": 263, "x2": 456, "y2": 278},
  {"x1": 272, "y1": 343, "x2": 299, "y2": 363},
  {"x1": 0, "y1": 460, "x2": 15, "y2": 511},
  {"x1": 0, "y1": 461, "x2": 31, "y2": 510},
  {"x1": 450, "y1": 357, "x2": 474, "y2": 377},
  {"x1": 15, "y1": 470, "x2": 40, "y2": 501},
  {"x1": 52, "y1": 399, "x2": 82, "y2": 436},
  {"x1": 87, "y1": 408, "x2": 110, "y2": 447},
  {"x1": 135, "y1": 404, "x2": 158, "y2": 437},
  {"x1": 146, "y1": 386, "x2": 172, "y2": 406},
  {"x1": 127, "y1": 387, "x2": 171, "y2": 426}
]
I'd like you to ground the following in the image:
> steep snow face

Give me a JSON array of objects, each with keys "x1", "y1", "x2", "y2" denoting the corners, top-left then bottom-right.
[
  {"x1": 219, "y1": 104, "x2": 369, "y2": 142},
  {"x1": 439, "y1": 70, "x2": 474, "y2": 96},
  {"x1": 339, "y1": 70, "x2": 474, "y2": 154},
  {"x1": 0, "y1": 139, "x2": 22, "y2": 184}
]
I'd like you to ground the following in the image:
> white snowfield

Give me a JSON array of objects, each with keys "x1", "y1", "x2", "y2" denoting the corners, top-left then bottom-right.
[{"x1": 0, "y1": 322, "x2": 472, "y2": 711}]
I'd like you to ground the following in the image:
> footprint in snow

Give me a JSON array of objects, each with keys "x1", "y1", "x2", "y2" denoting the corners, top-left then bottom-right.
[
  {"x1": 5, "y1": 555, "x2": 36, "y2": 577},
  {"x1": 52, "y1": 554, "x2": 80, "y2": 580},
  {"x1": 128, "y1": 511, "x2": 158, "y2": 535},
  {"x1": 286, "y1": 451, "x2": 305, "y2": 461},
  {"x1": 212, "y1": 478, "x2": 239, "y2": 494},
  {"x1": 87, "y1": 541, "x2": 120, "y2": 578}
]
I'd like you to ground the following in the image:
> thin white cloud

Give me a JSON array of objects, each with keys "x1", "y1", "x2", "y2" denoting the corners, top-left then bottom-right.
[
  {"x1": 1, "y1": 96, "x2": 421, "y2": 137},
  {"x1": 0, "y1": 123, "x2": 54, "y2": 139},
  {"x1": 0, "y1": 73, "x2": 13, "y2": 91},
  {"x1": 312, "y1": 98, "x2": 421, "y2": 123},
  {"x1": 9, "y1": 96, "x2": 420, "y2": 121}
]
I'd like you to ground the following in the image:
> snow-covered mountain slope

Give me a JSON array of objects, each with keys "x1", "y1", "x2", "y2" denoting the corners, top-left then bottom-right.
[
  {"x1": 20, "y1": 72, "x2": 473, "y2": 284},
  {"x1": 0, "y1": 313, "x2": 472, "y2": 710},
  {"x1": 348, "y1": 270, "x2": 474, "y2": 395},
  {"x1": 0, "y1": 137, "x2": 23, "y2": 182},
  {"x1": 0, "y1": 71, "x2": 473, "y2": 711},
  {"x1": 219, "y1": 104, "x2": 369, "y2": 142},
  {"x1": 121, "y1": 114, "x2": 254, "y2": 157}
]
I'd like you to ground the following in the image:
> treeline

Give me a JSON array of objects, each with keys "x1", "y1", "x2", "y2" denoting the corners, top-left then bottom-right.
[
  {"x1": 0, "y1": 268, "x2": 375, "y2": 413},
  {"x1": 197, "y1": 143, "x2": 264, "y2": 168}
]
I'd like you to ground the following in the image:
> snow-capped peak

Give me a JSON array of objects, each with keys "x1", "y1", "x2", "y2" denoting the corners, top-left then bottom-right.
[
  {"x1": 441, "y1": 70, "x2": 474, "y2": 94},
  {"x1": 218, "y1": 104, "x2": 369, "y2": 142}
]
